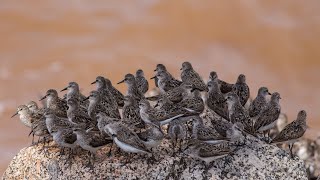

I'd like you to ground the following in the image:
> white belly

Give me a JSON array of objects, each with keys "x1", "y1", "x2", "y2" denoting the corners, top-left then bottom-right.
[{"x1": 114, "y1": 137, "x2": 147, "y2": 154}]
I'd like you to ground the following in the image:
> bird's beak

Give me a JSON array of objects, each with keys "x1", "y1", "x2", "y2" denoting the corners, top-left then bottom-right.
[
  {"x1": 268, "y1": 92, "x2": 272, "y2": 95},
  {"x1": 154, "y1": 103, "x2": 159, "y2": 108},
  {"x1": 222, "y1": 99, "x2": 227, "y2": 103},
  {"x1": 82, "y1": 96, "x2": 90, "y2": 102},
  {"x1": 39, "y1": 94, "x2": 48, "y2": 101},
  {"x1": 154, "y1": 69, "x2": 157, "y2": 72},
  {"x1": 11, "y1": 112, "x2": 18, "y2": 118},
  {"x1": 91, "y1": 80, "x2": 97, "y2": 85},
  {"x1": 60, "y1": 86, "x2": 68, "y2": 92},
  {"x1": 180, "y1": 67, "x2": 183, "y2": 70},
  {"x1": 150, "y1": 76, "x2": 156, "y2": 80},
  {"x1": 117, "y1": 79, "x2": 125, "y2": 84}
]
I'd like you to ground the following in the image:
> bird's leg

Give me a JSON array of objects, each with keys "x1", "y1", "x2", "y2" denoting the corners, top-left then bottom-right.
[
  {"x1": 171, "y1": 140, "x2": 176, "y2": 157},
  {"x1": 289, "y1": 143, "x2": 295, "y2": 159},
  {"x1": 107, "y1": 142, "x2": 113, "y2": 157}
]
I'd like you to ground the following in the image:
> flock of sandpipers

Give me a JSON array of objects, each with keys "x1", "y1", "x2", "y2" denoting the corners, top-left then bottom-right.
[{"x1": 12, "y1": 62, "x2": 307, "y2": 167}]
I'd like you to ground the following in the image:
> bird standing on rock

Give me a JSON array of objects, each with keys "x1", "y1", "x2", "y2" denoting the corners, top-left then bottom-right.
[
  {"x1": 180, "y1": 62, "x2": 207, "y2": 92},
  {"x1": 135, "y1": 69, "x2": 149, "y2": 94}
]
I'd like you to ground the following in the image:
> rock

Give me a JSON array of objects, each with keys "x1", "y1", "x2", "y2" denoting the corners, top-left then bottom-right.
[{"x1": 3, "y1": 135, "x2": 308, "y2": 180}]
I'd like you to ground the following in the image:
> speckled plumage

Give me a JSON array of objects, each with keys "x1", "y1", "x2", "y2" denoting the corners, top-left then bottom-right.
[
  {"x1": 137, "y1": 124, "x2": 164, "y2": 148},
  {"x1": 87, "y1": 90, "x2": 121, "y2": 120},
  {"x1": 271, "y1": 110, "x2": 307, "y2": 144},
  {"x1": 180, "y1": 62, "x2": 207, "y2": 92},
  {"x1": 206, "y1": 81, "x2": 229, "y2": 121},
  {"x1": 122, "y1": 96, "x2": 145, "y2": 130},
  {"x1": 118, "y1": 74, "x2": 144, "y2": 101},
  {"x1": 254, "y1": 92, "x2": 281, "y2": 133},
  {"x1": 67, "y1": 98, "x2": 93, "y2": 129},
  {"x1": 233, "y1": 74, "x2": 250, "y2": 106},
  {"x1": 154, "y1": 70, "x2": 182, "y2": 93},
  {"x1": 184, "y1": 139, "x2": 232, "y2": 164},
  {"x1": 106, "y1": 122, "x2": 151, "y2": 154},
  {"x1": 192, "y1": 116, "x2": 230, "y2": 144},
  {"x1": 226, "y1": 93, "x2": 254, "y2": 134},
  {"x1": 135, "y1": 69, "x2": 149, "y2": 94},
  {"x1": 40, "y1": 89, "x2": 68, "y2": 118},
  {"x1": 249, "y1": 87, "x2": 271, "y2": 118},
  {"x1": 208, "y1": 71, "x2": 233, "y2": 94},
  {"x1": 105, "y1": 78, "x2": 124, "y2": 107},
  {"x1": 139, "y1": 99, "x2": 184, "y2": 126},
  {"x1": 61, "y1": 82, "x2": 89, "y2": 108},
  {"x1": 92, "y1": 76, "x2": 119, "y2": 111}
]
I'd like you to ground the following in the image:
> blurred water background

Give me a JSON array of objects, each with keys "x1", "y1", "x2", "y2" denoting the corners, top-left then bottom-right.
[{"x1": 1, "y1": 0, "x2": 320, "y2": 174}]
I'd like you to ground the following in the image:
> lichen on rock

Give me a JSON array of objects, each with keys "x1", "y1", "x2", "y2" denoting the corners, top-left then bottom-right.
[{"x1": 3, "y1": 135, "x2": 308, "y2": 180}]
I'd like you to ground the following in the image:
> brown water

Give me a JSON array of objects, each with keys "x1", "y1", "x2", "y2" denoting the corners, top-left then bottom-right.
[{"x1": 1, "y1": 0, "x2": 320, "y2": 174}]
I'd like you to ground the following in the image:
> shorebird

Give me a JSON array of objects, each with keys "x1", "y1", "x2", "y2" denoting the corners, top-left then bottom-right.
[
  {"x1": 136, "y1": 124, "x2": 164, "y2": 150},
  {"x1": 206, "y1": 80, "x2": 229, "y2": 121},
  {"x1": 67, "y1": 98, "x2": 94, "y2": 129},
  {"x1": 105, "y1": 122, "x2": 151, "y2": 158},
  {"x1": 91, "y1": 76, "x2": 119, "y2": 110},
  {"x1": 167, "y1": 118, "x2": 187, "y2": 154},
  {"x1": 26, "y1": 101, "x2": 45, "y2": 115},
  {"x1": 105, "y1": 78, "x2": 124, "y2": 107},
  {"x1": 139, "y1": 99, "x2": 184, "y2": 126},
  {"x1": 225, "y1": 93, "x2": 254, "y2": 134},
  {"x1": 254, "y1": 92, "x2": 281, "y2": 136},
  {"x1": 147, "y1": 83, "x2": 188, "y2": 103},
  {"x1": 73, "y1": 128, "x2": 113, "y2": 165},
  {"x1": 122, "y1": 96, "x2": 145, "y2": 131},
  {"x1": 173, "y1": 87, "x2": 205, "y2": 116},
  {"x1": 11, "y1": 105, "x2": 34, "y2": 128},
  {"x1": 233, "y1": 74, "x2": 250, "y2": 107},
  {"x1": 135, "y1": 69, "x2": 149, "y2": 94},
  {"x1": 192, "y1": 116, "x2": 230, "y2": 144},
  {"x1": 271, "y1": 110, "x2": 307, "y2": 158},
  {"x1": 248, "y1": 87, "x2": 271, "y2": 118},
  {"x1": 183, "y1": 139, "x2": 233, "y2": 165},
  {"x1": 60, "y1": 82, "x2": 89, "y2": 108},
  {"x1": 39, "y1": 89, "x2": 68, "y2": 118},
  {"x1": 118, "y1": 74, "x2": 144, "y2": 101},
  {"x1": 180, "y1": 62, "x2": 207, "y2": 92},
  {"x1": 86, "y1": 90, "x2": 121, "y2": 120},
  {"x1": 153, "y1": 64, "x2": 182, "y2": 90},
  {"x1": 49, "y1": 126, "x2": 77, "y2": 157},
  {"x1": 44, "y1": 109, "x2": 73, "y2": 133},
  {"x1": 151, "y1": 70, "x2": 182, "y2": 93},
  {"x1": 208, "y1": 71, "x2": 233, "y2": 94}
]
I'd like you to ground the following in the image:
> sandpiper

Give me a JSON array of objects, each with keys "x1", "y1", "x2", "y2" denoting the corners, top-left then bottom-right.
[
  {"x1": 135, "y1": 69, "x2": 149, "y2": 94},
  {"x1": 122, "y1": 96, "x2": 145, "y2": 131},
  {"x1": 167, "y1": 118, "x2": 187, "y2": 154},
  {"x1": 183, "y1": 139, "x2": 233, "y2": 165},
  {"x1": 105, "y1": 78, "x2": 124, "y2": 107},
  {"x1": 192, "y1": 116, "x2": 230, "y2": 144},
  {"x1": 61, "y1": 81, "x2": 89, "y2": 108},
  {"x1": 118, "y1": 74, "x2": 144, "y2": 101},
  {"x1": 233, "y1": 74, "x2": 250, "y2": 107},
  {"x1": 271, "y1": 110, "x2": 307, "y2": 158},
  {"x1": 139, "y1": 99, "x2": 184, "y2": 126},
  {"x1": 206, "y1": 80, "x2": 229, "y2": 121},
  {"x1": 136, "y1": 124, "x2": 164, "y2": 149},
  {"x1": 73, "y1": 128, "x2": 113, "y2": 164},
  {"x1": 254, "y1": 92, "x2": 281, "y2": 137},
  {"x1": 180, "y1": 62, "x2": 207, "y2": 92},
  {"x1": 225, "y1": 93, "x2": 254, "y2": 134},
  {"x1": 151, "y1": 70, "x2": 182, "y2": 93},
  {"x1": 248, "y1": 87, "x2": 271, "y2": 118},
  {"x1": 11, "y1": 105, "x2": 34, "y2": 128},
  {"x1": 40, "y1": 89, "x2": 68, "y2": 118},
  {"x1": 86, "y1": 90, "x2": 121, "y2": 120},
  {"x1": 208, "y1": 71, "x2": 233, "y2": 94}
]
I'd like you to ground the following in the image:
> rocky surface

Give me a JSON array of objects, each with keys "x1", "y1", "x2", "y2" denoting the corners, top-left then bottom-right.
[{"x1": 3, "y1": 135, "x2": 308, "y2": 180}]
